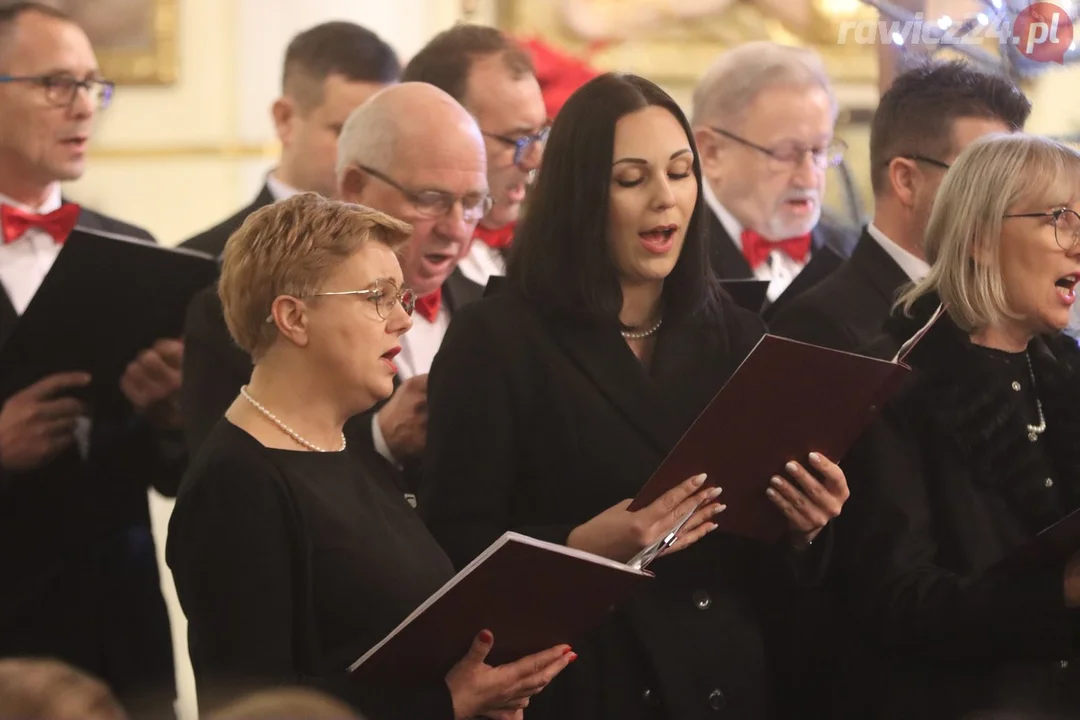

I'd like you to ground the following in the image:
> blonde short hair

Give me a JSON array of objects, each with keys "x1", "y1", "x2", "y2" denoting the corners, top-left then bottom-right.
[
  {"x1": 691, "y1": 41, "x2": 838, "y2": 128},
  {"x1": 219, "y1": 192, "x2": 412, "y2": 360},
  {"x1": 0, "y1": 658, "x2": 127, "y2": 720},
  {"x1": 205, "y1": 687, "x2": 362, "y2": 720},
  {"x1": 899, "y1": 133, "x2": 1080, "y2": 332}
]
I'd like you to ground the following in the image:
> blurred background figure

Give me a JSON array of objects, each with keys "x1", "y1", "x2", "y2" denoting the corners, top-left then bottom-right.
[{"x1": 0, "y1": 658, "x2": 128, "y2": 720}]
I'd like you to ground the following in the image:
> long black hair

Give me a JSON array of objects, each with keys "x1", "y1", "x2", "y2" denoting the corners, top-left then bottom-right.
[{"x1": 506, "y1": 72, "x2": 720, "y2": 328}]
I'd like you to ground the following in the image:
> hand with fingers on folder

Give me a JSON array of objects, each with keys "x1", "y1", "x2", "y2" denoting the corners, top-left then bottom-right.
[
  {"x1": 445, "y1": 628, "x2": 576, "y2": 720},
  {"x1": 120, "y1": 337, "x2": 184, "y2": 430},
  {"x1": 764, "y1": 451, "x2": 849, "y2": 549},
  {"x1": 566, "y1": 472, "x2": 726, "y2": 564}
]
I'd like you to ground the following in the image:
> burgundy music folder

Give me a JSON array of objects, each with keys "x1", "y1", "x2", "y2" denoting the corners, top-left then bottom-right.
[
  {"x1": 628, "y1": 324, "x2": 934, "y2": 543},
  {"x1": 348, "y1": 532, "x2": 653, "y2": 684}
]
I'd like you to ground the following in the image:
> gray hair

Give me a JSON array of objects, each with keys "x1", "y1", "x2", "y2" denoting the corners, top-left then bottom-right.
[
  {"x1": 335, "y1": 90, "x2": 396, "y2": 180},
  {"x1": 899, "y1": 132, "x2": 1080, "y2": 332},
  {"x1": 690, "y1": 41, "x2": 837, "y2": 128}
]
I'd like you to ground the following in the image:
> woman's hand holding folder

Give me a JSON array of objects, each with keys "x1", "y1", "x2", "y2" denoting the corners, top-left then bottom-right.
[
  {"x1": 566, "y1": 473, "x2": 725, "y2": 564},
  {"x1": 445, "y1": 629, "x2": 577, "y2": 719}
]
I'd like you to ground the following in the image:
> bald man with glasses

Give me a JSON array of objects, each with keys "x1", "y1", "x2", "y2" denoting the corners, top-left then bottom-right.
[{"x1": 180, "y1": 83, "x2": 487, "y2": 505}]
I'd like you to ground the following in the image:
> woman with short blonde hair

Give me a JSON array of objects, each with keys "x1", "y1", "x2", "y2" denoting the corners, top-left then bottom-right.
[
  {"x1": 167, "y1": 193, "x2": 574, "y2": 720},
  {"x1": 836, "y1": 133, "x2": 1080, "y2": 719}
]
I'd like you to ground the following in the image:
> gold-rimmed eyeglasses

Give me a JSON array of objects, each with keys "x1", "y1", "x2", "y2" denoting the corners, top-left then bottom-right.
[
  {"x1": 265, "y1": 279, "x2": 416, "y2": 323},
  {"x1": 1003, "y1": 207, "x2": 1080, "y2": 252}
]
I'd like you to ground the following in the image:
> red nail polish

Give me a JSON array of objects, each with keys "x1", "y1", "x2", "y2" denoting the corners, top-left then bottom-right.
[
  {"x1": 562, "y1": 646, "x2": 574, "y2": 655},
  {"x1": 568, "y1": 652, "x2": 578, "y2": 662},
  {"x1": 478, "y1": 629, "x2": 493, "y2": 643}
]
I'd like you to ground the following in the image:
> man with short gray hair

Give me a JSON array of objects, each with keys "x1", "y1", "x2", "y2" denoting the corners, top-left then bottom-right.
[{"x1": 691, "y1": 41, "x2": 857, "y2": 317}]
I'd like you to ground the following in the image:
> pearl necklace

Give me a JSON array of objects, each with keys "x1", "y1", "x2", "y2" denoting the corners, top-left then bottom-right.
[
  {"x1": 621, "y1": 318, "x2": 663, "y2": 340},
  {"x1": 1024, "y1": 353, "x2": 1047, "y2": 443},
  {"x1": 240, "y1": 386, "x2": 346, "y2": 452}
]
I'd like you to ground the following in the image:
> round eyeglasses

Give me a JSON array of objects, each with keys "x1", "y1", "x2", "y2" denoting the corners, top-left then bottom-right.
[
  {"x1": 356, "y1": 164, "x2": 493, "y2": 223},
  {"x1": 266, "y1": 280, "x2": 415, "y2": 324},
  {"x1": 0, "y1": 73, "x2": 115, "y2": 110},
  {"x1": 1003, "y1": 207, "x2": 1080, "y2": 252}
]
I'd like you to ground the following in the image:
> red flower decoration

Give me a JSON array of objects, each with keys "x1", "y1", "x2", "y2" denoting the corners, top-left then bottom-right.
[{"x1": 517, "y1": 37, "x2": 603, "y2": 118}]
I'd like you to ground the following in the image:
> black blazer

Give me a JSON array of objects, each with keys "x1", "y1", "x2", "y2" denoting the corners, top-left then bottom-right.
[
  {"x1": 0, "y1": 206, "x2": 180, "y2": 713},
  {"x1": 767, "y1": 228, "x2": 913, "y2": 352},
  {"x1": 180, "y1": 267, "x2": 484, "y2": 492},
  {"x1": 707, "y1": 211, "x2": 859, "y2": 321},
  {"x1": 420, "y1": 290, "x2": 827, "y2": 720},
  {"x1": 831, "y1": 300, "x2": 1080, "y2": 719},
  {"x1": 179, "y1": 184, "x2": 276, "y2": 258}
]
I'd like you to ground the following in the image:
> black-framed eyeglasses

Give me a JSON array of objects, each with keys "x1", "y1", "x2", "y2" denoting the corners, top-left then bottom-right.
[
  {"x1": 265, "y1": 279, "x2": 416, "y2": 323},
  {"x1": 1003, "y1": 206, "x2": 1080, "y2": 252},
  {"x1": 891, "y1": 154, "x2": 951, "y2": 171},
  {"x1": 356, "y1": 164, "x2": 493, "y2": 223},
  {"x1": 710, "y1": 127, "x2": 846, "y2": 170},
  {"x1": 481, "y1": 125, "x2": 551, "y2": 168},
  {"x1": 0, "y1": 73, "x2": 115, "y2": 109}
]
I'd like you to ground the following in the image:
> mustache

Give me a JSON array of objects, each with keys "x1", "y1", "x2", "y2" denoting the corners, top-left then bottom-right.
[{"x1": 779, "y1": 190, "x2": 819, "y2": 203}]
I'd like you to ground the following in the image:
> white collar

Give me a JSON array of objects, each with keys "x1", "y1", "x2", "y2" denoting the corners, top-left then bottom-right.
[
  {"x1": 0, "y1": 184, "x2": 63, "y2": 214},
  {"x1": 266, "y1": 172, "x2": 302, "y2": 202},
  {"x1": 866, "y1": 222, "x2": 930, "y2": 282}
]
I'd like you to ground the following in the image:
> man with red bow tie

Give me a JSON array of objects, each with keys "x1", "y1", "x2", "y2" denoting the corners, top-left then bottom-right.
[
  {"x1": 691, "y1": 41, "x2": 858, "y2": 319},
  {"x1": 403, "y1": 25, "x2": 548, "y2": 288},
  {"x1": 0, "y1": 3, "x2": 182, "y2": 715}
]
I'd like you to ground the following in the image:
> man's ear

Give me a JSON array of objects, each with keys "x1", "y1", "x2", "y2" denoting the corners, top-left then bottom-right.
[
  {"x1": 888, "y1": 157, "x2": 919, "y2": 210},
  {"x1": 272, "y1": 97, "x2": 297, "y2": 146},
  {"x1": 339, "y1": 165, "x2": 368, "y2": 204},
  {"x1": 694, "y1": 126, "x2": 724, "y2": 181}
]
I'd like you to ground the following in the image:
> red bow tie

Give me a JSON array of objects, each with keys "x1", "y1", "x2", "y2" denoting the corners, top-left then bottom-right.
[
  {"x1": 740, "y1": 228, "x2": 812, "y2": 269},
  {"x1": 414, "y1": 287, "x2": 442, "y2": 323},
  {"x1": 2, "y1": 202, "x2": 80, "y2": 245},
  {"x1": 473, "y1": 222, "x2": 515, "y2": 250}
]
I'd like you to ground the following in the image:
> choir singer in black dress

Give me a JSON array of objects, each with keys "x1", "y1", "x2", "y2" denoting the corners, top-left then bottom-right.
[
  {"x1": 166, "y1": 193, "x2": 575, "y2": 720},
  {"x1": 833, "y1": 133, "x2": 1080, "y2": 719},
  {"x1": 420, "y1": 72, "x2": 852, "y2": 720}
]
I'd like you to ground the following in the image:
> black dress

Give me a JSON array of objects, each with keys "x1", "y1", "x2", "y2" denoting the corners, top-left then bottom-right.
[
  {"x1": 830, "y1": 298, "x2": 1080, "y2": 720},
  {"x1": 166, "y1": 420, "x2": 457, "y2": 718},
  {"x1": 420, "y1": 290, "x2": 826, "y2": 720}
]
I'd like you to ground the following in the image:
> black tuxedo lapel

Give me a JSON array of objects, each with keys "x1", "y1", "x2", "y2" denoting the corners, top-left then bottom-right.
[
  {"x1": 850, "y1": 227, "x2": 912, "y2": 306},
  {"x1": 542, "y1": 313, "x2": 684, "y2": 456},
  {"x1": 0, "y1": 285, "x2": 16, "y2": 347},
  {"x1": 708, "y1": 211, "x2": 753, "y2": 279},
  {"x1": 443, "y1": 268, "x2": 484, "y2": 313}
]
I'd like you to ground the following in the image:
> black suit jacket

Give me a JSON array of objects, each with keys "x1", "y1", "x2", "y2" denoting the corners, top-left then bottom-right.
[
  {"x1": 767, "y1": 228, "x2": 913, "y2": 352},
  {"x1": 0, "y1": 206, "x2": 179, "y2": 712},
  {"x1": 179, "y1": 184, "x2": 276, "y2": 258},
  {"x1": 420, "y1": 290, "x2": 828, "y2": 720},
  {"x1": 707, "y1": 211, "x2": 858, "y2": 321},
  {"x1": 180, "y1": 267, "x2": 484, "y2": 494}
]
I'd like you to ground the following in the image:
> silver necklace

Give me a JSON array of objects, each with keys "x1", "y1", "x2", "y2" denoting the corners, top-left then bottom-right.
[
  {"x1": 1024, "y1": 353, "x2": 1047, "y2": 443},
  {"x1": 621, "y1": 318, "x2": 663, "y2": 340},
  {"x1": 240, "y1": 386, "x2": 346, "y2": 452}
]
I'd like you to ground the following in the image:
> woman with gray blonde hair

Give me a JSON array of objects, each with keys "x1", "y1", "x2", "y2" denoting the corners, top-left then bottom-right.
[{"x1": 832, "y1": 133, "x2": 1080, "y2": 720}]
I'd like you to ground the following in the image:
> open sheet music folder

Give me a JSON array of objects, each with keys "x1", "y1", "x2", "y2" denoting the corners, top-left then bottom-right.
[
  {"x1": 348, "y1": 532, "x2": 653, "y2": 684},
  {"x1": 628, "y1": 306, "x2": 944, "y2": 544},
  {"x1": 0, "y1": 227, "x2": 216, "y2": 410}
]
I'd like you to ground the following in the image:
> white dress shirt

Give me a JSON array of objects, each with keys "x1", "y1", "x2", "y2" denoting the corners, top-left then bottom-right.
[
  {"x1": 457, "y1": 241, "x2": 505, "y2": 287},
  {"x1": 866, "y1": 222, "x2": 930, "y2": 283},
  {"x1": 265, "y1": 171, "x2": 301, "y2": 202},
  {"x1": 0, "y1": 184, "x2": 91, "y2": 457},
  {"x1": 371, "y1": 292, "x2": 452, "y2": 469},
  {"x1": 703, "y1": 183, "x2": 808, "y2": 303}
]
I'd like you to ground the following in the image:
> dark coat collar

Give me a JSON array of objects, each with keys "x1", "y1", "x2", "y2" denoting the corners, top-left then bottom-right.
[{"x1": 884, "y1": 295, "x2": 1080, "y2": 533}]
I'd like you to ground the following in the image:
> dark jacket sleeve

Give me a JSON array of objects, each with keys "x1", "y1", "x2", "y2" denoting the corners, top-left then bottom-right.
[
  {"x1": 838, "y1": 415, "x2": 1078, "y2": 663},
  {"x1": 420, "y1": 306, "x2": 574, "y2": 567},
  {"x1": 180, "y1": 285, "x2": 252, "y2": 456}
]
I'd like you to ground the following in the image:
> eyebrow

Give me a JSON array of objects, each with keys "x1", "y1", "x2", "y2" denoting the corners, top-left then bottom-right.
[{"x1": 613, "y1": 148, "x2": 692, "y2": 166}]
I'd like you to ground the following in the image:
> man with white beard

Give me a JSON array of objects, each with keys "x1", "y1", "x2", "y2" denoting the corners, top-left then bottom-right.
[{"x1": 691, "y1": 41, "x2": 857, "y2": 318}]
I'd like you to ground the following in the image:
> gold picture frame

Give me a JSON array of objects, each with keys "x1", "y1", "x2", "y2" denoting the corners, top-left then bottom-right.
[
  {"x1": 58, "y1": 0, "x2": 179, "y2": 85},
  {"x1": 494, "y1": 0, "x2": 881, "y2": 88}
]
